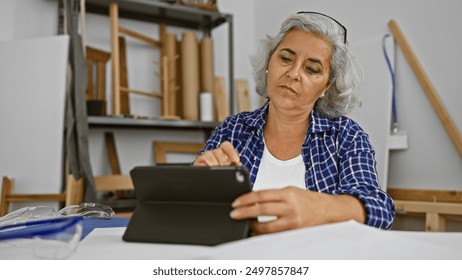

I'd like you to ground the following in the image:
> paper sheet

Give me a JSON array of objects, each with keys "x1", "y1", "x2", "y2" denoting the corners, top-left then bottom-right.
[{"x1": 68, "y1": 221, "x2": 462, "y2": 260}]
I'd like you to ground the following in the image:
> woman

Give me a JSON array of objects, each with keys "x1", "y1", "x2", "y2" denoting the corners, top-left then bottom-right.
[{"x1": 193, "y1": 12, "x2": 395, "y2": 234}]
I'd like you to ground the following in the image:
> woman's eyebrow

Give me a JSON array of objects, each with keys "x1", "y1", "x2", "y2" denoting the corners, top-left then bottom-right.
[
  {"x1": 280, "y1": 48, "x2": 324, "y2": 67},
  {"x1": 280, "y1": 47, "x2": 296, "y2": 55},
  {"x1": 307, "y1": 57, "x2": 323, "y2": 67}
]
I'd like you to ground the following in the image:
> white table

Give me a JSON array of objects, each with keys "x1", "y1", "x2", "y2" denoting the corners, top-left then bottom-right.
[
  {"x1": 1, "y1": 220, "x2": 461, "y2": 260},
  {"x1": 70, "y1": 220, "x2": 462, "y2": 260}
]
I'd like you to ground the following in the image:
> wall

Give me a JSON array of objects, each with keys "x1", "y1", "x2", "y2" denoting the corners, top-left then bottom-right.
[{"x1": 244, "y1": 0, "x2": 462, "y2": 191}]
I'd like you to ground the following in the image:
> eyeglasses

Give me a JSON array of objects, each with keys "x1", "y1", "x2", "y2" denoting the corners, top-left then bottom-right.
[{"x1": 297, "y1": 11, "x2": 347, "y2": 44}]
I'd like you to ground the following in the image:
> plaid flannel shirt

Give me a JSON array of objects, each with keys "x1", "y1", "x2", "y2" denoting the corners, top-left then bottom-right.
[{"x1": 202, "y1": 103, "x2": 395, "y2": 229}]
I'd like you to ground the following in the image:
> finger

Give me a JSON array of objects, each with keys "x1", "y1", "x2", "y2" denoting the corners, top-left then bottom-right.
[
  {"x1": 193, "y1": 151, "x2": 220, "y2": 166},
  {"x1": 219, "y1": 141, "x2": 241, "y2": 166},
  {"x1": 251, "y1": 217, "x2": 293, "y2": 235},
  {"x1": 230, "y1": 201, "x2": 288, "y2": 220},
  {"x1": 211, "y1": 148, "x2": 232, "y2": 166},
  {"x1": 232, "y1": 189, "x2": 284, "y2": 208}
]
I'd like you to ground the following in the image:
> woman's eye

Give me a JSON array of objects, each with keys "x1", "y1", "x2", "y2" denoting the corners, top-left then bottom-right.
[
  {"x1": 306, "y1": 67, "x2": 320, "y2": 74},
  {"x1": 280, "y1": 55, "x2": 291, "y2": 62}
]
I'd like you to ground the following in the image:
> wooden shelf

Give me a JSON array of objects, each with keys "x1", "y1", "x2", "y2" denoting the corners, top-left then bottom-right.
[
  {"x1": 87, "y1": 116, "x2": 220, "y2": 131},
  {"x1": 84, "y1": 0, "x2": 235, "y2": 115},
  {"x1": 85, "y1": 0, "x2": 230, "y2": 32}
]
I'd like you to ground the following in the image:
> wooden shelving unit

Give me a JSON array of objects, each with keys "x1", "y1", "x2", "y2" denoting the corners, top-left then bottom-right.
[{"x1": 84, "y1": 0, "x2": 235, "y2": 121}]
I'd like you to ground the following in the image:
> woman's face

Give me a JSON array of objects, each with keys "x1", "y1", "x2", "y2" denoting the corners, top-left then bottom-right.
[{"x1": 267, "y1": 29, "x2": 332, "y2": 113}]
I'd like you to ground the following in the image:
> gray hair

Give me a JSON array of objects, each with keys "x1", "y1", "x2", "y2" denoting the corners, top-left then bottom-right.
[{"x1": 250, "y1": 13, "x2": 362, "y2": 118}]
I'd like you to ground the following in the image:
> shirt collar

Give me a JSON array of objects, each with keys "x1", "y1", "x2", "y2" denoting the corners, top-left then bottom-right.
[
  {"x1": 308, "y1": 110, "x2": 332, "y2": 133},
  {"x1": 244, "y1": 102, "x2": 268, "y2": 134},
  {"x1": 243, "y1": 102, "x2": 333, "y2": 134}
]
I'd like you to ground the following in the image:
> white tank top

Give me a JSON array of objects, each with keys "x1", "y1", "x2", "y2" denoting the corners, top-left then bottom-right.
[
  {"x1": 253, "y1": 141, "x2": 306, "y2": 222},
  {"x1": 253, "y1": 142, "x2": 306, "y2": 192}
]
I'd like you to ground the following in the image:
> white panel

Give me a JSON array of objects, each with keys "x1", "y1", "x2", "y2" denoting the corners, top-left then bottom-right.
[{"x1": 0, "y1": 35, "x2": 69, "y2": 210}]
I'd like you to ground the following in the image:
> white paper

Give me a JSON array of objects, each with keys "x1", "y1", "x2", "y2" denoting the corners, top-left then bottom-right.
[
  {"x1": 65, "y1": 221, "x2": 462, "y2": 260},
  {"x1": 200, "y1": 92, "x2": 213, "y2": 121}
]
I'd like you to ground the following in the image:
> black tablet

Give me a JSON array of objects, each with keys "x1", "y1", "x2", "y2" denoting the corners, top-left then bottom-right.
[{"x1": 122, "y1": 165, "x2": 251, "y2": 246}]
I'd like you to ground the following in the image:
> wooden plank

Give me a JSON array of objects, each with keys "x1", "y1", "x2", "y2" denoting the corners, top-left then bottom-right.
[
  {"x1": 388, "y1": 187, "x2": 462, "y2": 203},
  {"x1": 161, "y1": 55, "x2": 169, "y2": 116},
  {"x1": 120, "y1": 87, "x2": 162, "y2": 99},
  {"x1": 110, "y1": 3, "x2": 121, "y2": 115},
  {"x1": 118, "y1": 36, "x2": 130, "y2": 115},
  {"x1": 164, "y1": 33, "x2": 178, "y2": 116},
  {"x1": 176, "y1": 39, "x2": 183, "y2": 118},
  {"x1": 153, "y1": 141, "x2": 204, "y2": 164},
  {"x1": 104, "y1": 132, "x2": 121, "y2": 175},
  {"x1": 6, "y1": 194, "x2": 66, "y2": 203},
  {"x1": 394, "y1": 200, "x2": 462, "y2": 216},
  {"x1": 94, "y1": 175, "x2": 133, "y2": 192},
  {"x1": 388, "y1": 20, "x2": 462, "y2": 157},
  {"x1": 213, "y1": 76, "x2": 229, "y2": 121},
  {"x1": 1, "y1": 177, "x2": 14, "y2": 216},
  {"x1": 86, "y1": 58, "x2": 94, "y2": 100},
  {"x1": 66, "y1": 175, "x2": 84, "y2": 206},
  {"x1": 236, "y1": 79, "x2": 250, "y2": 112},
  {"x1": 96, "y1": 61, "x2": 107, "y2": 101},
  {"x1": 86, "y1": 46, "x2": 110, "y2": 62},
  {"x1": 426, "y1": 212, "x2": 445, "y2": 232},
  {"x1": 118, "y1": 26, "x2": 161, "y2": 47},
  {"x1": 86, "y1": 46, "x2": 110, "y2": 102}
]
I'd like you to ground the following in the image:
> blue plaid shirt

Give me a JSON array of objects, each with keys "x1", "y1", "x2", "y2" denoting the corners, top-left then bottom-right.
[{"x1": 202, "y1": 103, "x2": 395, "y2": 230}]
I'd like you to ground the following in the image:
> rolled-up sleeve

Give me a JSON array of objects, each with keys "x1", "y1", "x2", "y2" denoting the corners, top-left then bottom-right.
[{"x1": 336, "y1": 129, "x2": 395, "y2": 229}]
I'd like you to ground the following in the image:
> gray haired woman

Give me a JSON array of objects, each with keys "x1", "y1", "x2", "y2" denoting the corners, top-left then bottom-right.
[{"x1": 194, "y1": 12, "x2": 395, "y2": 234}]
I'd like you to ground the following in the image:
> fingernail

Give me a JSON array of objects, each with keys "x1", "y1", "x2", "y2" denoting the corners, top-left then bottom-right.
[{"x1": 230, "y1": 210, "x2": 236, "y2": 219}]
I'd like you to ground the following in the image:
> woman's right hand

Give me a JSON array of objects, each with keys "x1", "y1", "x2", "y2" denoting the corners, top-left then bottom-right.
[{"x1": 193, "y1": 141, "x2": 241, "y2": 166}]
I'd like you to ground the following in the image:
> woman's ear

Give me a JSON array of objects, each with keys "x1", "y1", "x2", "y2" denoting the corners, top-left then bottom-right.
[{"x1": 323, "y1": 77, "x2": 336, "y2": 96}]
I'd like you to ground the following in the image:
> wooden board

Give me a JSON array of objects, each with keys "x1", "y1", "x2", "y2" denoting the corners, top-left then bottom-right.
[
  {"x1": 213, "y1": 76, "x2": 229, "y2": 121},
  {"x1": 236, "y1": 79, "x2": 250, "y2": 112},
  {"x1": 104, "y1": 132, "x2": 122, "y2": 175},
  {"x1": 119, "y1": 36, "x2": 130, "y2": 115}
]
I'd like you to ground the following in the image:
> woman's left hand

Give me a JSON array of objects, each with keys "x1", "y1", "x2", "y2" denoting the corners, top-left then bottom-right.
[{"x1": 230, "y1": 186, "x2": 365, "y2": 235}]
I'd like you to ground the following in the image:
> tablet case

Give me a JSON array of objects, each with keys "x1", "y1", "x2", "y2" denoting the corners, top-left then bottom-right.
[{"x1": 123, "y1": 165, "x2": 251, "y2": 246}]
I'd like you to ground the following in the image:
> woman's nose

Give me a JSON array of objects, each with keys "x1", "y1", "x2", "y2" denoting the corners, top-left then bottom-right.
[{"x1": 286, "y1": 64, "x2": 301, "y2": 81}]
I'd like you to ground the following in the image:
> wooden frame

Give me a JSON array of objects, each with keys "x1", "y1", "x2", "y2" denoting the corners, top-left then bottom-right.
[
  {"x1": 236, "y1": 79, "x2": 250, "y2": 113},
  {"x1": 388, "y1": 187, "x2": 462, "y2": 231},
  {"x1": 0, "y1": 176, "x2": 84, "y2": 217},
  {"x1": 153, "y1": 141, "x2": 204, "y2": 164},
  {"x1": 388, "y1": 188, "x2": 462, "y2": 203},
  {"x1": 0, "y1": 173, "x2": 135, "y2": 218},
  {"x1": 85, "y1": 46, "x2": 110, "y2": 102},
  {"x1": 109, "y1": 3, "x2": 179, "y2": 119}
]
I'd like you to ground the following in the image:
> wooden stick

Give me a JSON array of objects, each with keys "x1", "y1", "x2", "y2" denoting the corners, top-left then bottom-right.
[
  {"x1": 0, "y1": 177, "x2": 14, "y2": 216},
  {"x1": 388, "y1": 20, "x2": 462, "y2": 157},
  {"x1": 120, "y1": 87, "x2": 163, "y2": 99},
  {"x1": 110, "y1": 3, "x2": 121, "y2": 115},
  {"x1": 119, "y1": 36, "x2": 130, "y2": 115},
  {"x1": 118, "y1": 27, "x2": 161, "y2": 47},
  {"x1": 161, "y1": 55, "x2": 169, "y2": 116},
  {"x1": 104, "y1": 132, "x2": 121, "y2": 175}
]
